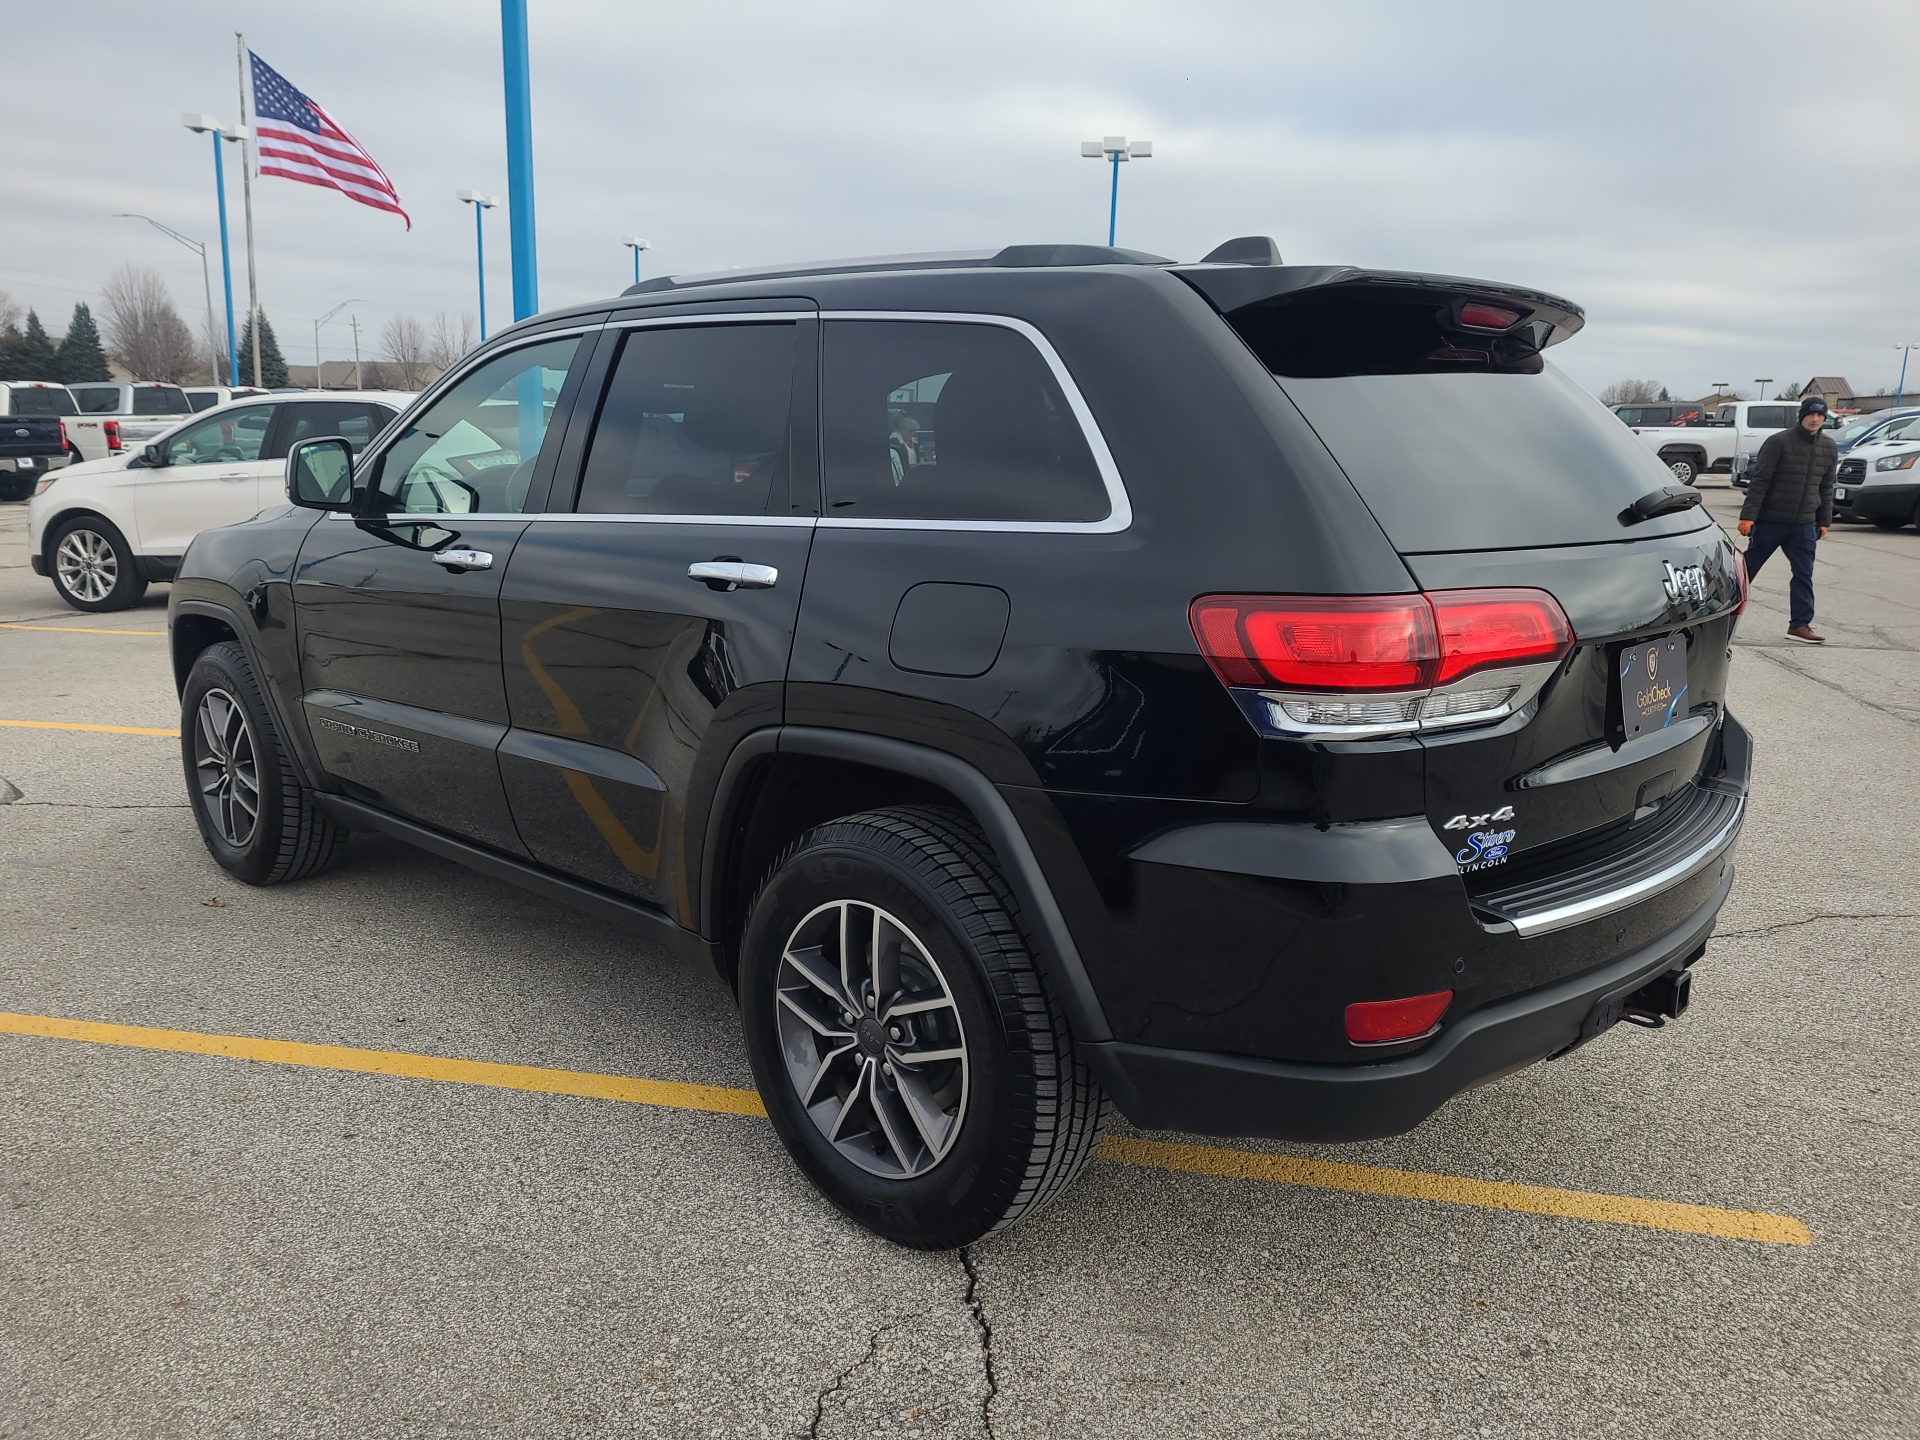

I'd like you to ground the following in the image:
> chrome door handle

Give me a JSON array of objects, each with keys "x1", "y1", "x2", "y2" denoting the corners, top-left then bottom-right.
[
  {"x1": 433, "y1": 547, "x2": 494, "y2": 572},
  {"x1": 688, "y1": 560, "x2": 777, "y2": 589},
  {"x1": 220, "y1": 471, "x2": 250, "y2": 481}
]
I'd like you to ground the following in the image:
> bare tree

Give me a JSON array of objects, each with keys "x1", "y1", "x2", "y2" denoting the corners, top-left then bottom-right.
[
  {"x1": 1597, "y1": 378, "x2": 1671, "y2": 406},
  {"x1": 0, "y1": 289, "x2": 21, "y2": 334},
  {"x1": 100, "y1": 265, "x2": 200, "y2": 382},
  {"x1": 425, "y1": 311, "x2": 479, "y2": 372},
  {"x1": 381, "y1": 313, "x2": 433, "y2": 388}
]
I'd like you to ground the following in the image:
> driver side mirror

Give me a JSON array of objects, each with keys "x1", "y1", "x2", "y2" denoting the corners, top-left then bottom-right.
[
  {"x1": 141, "y1": 443, "x2": 165, "y2": 467},
  {"x1": 286, "y1": 437, "x2": 356, "y2": 511}
]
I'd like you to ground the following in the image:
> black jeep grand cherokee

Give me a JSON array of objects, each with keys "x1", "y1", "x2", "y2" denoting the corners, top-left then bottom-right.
[{"x1": 168, "y1": 241, "x2": 1750, "y2": 1249}]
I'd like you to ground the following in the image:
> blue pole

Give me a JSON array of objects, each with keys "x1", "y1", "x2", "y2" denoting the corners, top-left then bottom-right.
[
  {"x1": 501, "y1": 0, "x2": 538, "y2": 321},
  {"x1": 1898, "y1": 348, "x2": 1910, "y2": 408},
  {"x1": 212, "y1": 133, "x2": 238, "y2": 385},
  {"x1": 474, "y1": 202, "x2": 488, "y2": 341},
  {"x1": 1107, "y1": 154, "x2": 1120, "y2": 247}
]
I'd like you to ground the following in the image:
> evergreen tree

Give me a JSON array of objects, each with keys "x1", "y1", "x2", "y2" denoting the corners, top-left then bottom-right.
[
  {"x1": 12, "y1": 310, "x2": 59, "y2": 379},
  {"x1": 236, "y1": 313, "x2": 289, "y2": 388},
  {"x1": 53, "y1": 303, "x2": 112, "y2": 383}
]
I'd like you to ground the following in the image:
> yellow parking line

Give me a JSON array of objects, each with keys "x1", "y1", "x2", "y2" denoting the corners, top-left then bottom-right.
[
  {"x1": 1098, "y1": 1135, "x2": 1811, "y2": 1246},
  {"x1": 0, "y1": 719, "x2": 180, "y2": 737},
  {"x1": 0, "y1": 623, "x2": 166, "y2": 636},
  {"x1": 0, "y1": 1010, "x2": 1812, "y2": 1246}
]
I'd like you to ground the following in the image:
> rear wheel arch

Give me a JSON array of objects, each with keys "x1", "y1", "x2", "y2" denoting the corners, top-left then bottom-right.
[{"x1": 701, "y1": 727, "x2": 1114, "y2": 1046}]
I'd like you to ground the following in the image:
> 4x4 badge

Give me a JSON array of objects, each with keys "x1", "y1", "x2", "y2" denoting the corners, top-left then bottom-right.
[{"x1": 1443, "y1": 806, "x2": 1513, "y2": 831}]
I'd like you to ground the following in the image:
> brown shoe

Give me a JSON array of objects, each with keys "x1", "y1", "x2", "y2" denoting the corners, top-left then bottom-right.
[{"x1": 1787, "y1": 625, "x2": 1826, "y2": 644}]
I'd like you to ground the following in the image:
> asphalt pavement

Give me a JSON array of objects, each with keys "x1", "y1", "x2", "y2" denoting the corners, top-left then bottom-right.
[{"x1": 1, "y1": 487, "x2": 1915, "y2": 1439}]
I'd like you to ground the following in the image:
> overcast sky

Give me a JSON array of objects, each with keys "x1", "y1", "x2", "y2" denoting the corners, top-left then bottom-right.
[{"x1": 6, "y1": 0, "x2": 1917, "y2": 398}]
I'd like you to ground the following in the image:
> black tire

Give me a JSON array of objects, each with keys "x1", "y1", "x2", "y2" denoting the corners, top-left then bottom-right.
[
  {"x1": 0, "y1": 474, "x2": 35, "y2": 503},
  {"x1": 739, "y1": 806, "x2": 1108, "y2": 1249},
  {"x1": 47, "y1": 514, "x2": 147, "y2": 612},
  {"x1": 1662, "y1": 454, "x2": 1699, "y2": 487},
  {"x1": 180, "y1": 641, "x2": 347, "y2": 885}
]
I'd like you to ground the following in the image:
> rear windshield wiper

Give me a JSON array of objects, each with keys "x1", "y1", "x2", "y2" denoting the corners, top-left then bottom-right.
[{"x1": 1621, "y1": 485, "x2": 1702, "y2": 525}]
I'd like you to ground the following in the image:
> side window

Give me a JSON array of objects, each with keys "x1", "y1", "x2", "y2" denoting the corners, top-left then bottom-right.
[
  {"x1": 1615, "y1": 407, "x2": 1641, "y2": 426},
  {"x1": 1643, "y1": 406, "x2": 1673, "y2": 426},
  {"x1": 370, "y1": 337, "x2": 580, "y2": 515},
  {"x1": 574, "y1": 324, "x2": 796, "y2": 517},
  {"x1": 280, "y1": 401, "x2": 394, "y2": 458},
  {"x1": 1747, "y1": 405, "x2": 1795, "y2": 429},
  {"x1": 821, "y1": 320, "x2": 1109, "y2": 523},
  {"x1": 1883, "y1": 417, "x2": 1919, "y2": 441},
  {"x1": 161, "y1": 406, "x2": 274, "y2": 466},
  {"x1": 74, "y1": 387, "x2": 119, "y2": 414}
]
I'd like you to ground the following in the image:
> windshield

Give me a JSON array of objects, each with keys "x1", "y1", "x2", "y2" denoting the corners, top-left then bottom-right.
[{"x1": 7, "y1": 386, "x2": 77, "y2": 416}]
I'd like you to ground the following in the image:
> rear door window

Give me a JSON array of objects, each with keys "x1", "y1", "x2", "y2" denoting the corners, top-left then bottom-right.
[
  {"x1": 1746, "y1": 405, "x2": 1795, "y2": 429},
  {"x1": 574, "y1": 323, "x2": 798, "y2": 517},
  {"x1": 821, "y1": 319, "x2": 1110, "y2": 523},
  {"x1": 133, "y1": 386, "x2": 192, "y2": 416},
  {"x1": 1224, "y1": 294, "x2": 1702, "y2": 551}
]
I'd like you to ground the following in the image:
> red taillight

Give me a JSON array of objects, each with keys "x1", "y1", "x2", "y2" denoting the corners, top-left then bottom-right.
[
  {"x1": 59, "y1": 419, "x2": 70, "y2": 451},
  {"x1": 1458, "y1": 302, "x2": 1522, "y2": 330},
  {"x1": 1733, "y1": 548, "x2": 1749, "y2": 617},
  {"x1": 1190, "y1": 590, "x2": 1570, "y2": 694},
  {"x1": 1194, "y1": 595, "x2": 1437, "y2": 692},
  {"x1": 104, "y1": 419, "x2": 121, "y2": 451},
  {"x1": 1428, "y1": 589, "x2": 1573, "y2": 685},
  {"x1": 1346, "y1": 990, "x2": 1453, "y2": 1045}
]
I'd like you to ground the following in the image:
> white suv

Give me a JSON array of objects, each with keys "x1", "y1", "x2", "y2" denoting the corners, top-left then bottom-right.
[{"x1": 28, "y1": 391, "x2": 411, "y2": 611}]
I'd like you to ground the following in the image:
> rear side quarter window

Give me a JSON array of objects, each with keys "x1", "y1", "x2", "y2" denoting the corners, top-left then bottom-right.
[{"x1": 821, "y1": 319, "x2": 1111, "y2": 525}]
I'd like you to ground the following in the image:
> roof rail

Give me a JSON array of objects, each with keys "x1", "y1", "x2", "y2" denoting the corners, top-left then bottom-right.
[{"x1": 620, "y1": 243, "x2": 1172, "y2": 296}]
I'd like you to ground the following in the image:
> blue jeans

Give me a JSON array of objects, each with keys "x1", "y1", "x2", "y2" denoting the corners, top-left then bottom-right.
[{"x1": 1745, "y1": 520, "x2": 1818, "y2": 628}]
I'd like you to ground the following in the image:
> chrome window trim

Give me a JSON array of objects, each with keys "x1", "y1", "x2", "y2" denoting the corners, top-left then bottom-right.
[
  {"x1": 328, "y1": 510, "x2": 816, "y2": 528},
  {"x1": 814, "y1": 310, "x2": 1134, "y2": 535}
]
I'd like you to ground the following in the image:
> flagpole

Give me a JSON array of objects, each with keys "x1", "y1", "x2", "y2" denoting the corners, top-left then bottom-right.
[{"x1": 236, "y1": 32, "x2": 262, "y2": 388}]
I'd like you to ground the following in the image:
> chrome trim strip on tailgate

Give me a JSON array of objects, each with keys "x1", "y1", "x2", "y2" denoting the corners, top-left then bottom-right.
[{"x1": 1471, "y1": 787, "x2": 1744, "y2": 938}]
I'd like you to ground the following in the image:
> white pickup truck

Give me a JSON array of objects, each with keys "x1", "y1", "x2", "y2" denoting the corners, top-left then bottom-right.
[
  {"x1": 67, "y1": 381, "x2": 198, "y2": 452},
  {"x1": 0, "y1": 381, "x2": 125, "y2": 464},
  {"x1": 1615, "y1": 400, "x2": 1802, "y2": 486}
]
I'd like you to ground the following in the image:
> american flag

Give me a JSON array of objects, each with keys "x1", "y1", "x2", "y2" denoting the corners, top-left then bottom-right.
[{"x1": 249, "y1": 51, "x2": 410, "y2": 229}]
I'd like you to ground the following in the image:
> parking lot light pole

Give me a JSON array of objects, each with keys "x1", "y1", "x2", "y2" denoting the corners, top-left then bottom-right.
[
  {"x1": 115, "y1": 212, "x2": 219, "y2": 386},
  {"x1": 623, "y1": 236, "x2": 651, "y2": 288},
  {"x1": 1895, "y1": 346, "x2": 1917, "y2": 407},
  {"x1": 501, "y1": 0, "x2": 538, "y2": 322},
  {"x1": 457, "y1": 191, "x2": 500, "y2": 340},
  {"x1": 313, "y1": 300, "x2": 359, "y2": 389},
  {"x1": 1753, "y1": 379, "x2": 1773, "y2": 402},
  {"x1": 1080, "y1": 137, "x2": 1152, "y2": 247},
  {"x1": 181, "y1": 114, "x2": 240, "y2": 386}
]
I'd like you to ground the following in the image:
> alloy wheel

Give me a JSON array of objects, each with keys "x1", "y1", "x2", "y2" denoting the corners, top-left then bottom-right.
[
  {"x1": 774, "y1": 899, "x2": 970, "y2": 1179},
  {"x1": 192, "y1": 688, "x2": 261, "y2": 847},
  {"x1": 54, "y1": 529, "x2": 117, "y2": 603}
]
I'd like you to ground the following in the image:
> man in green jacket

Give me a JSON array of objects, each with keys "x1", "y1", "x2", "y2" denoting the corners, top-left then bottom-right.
[{"x1": 1738, "y1": 396, "x2": 1837, "y2": 644}]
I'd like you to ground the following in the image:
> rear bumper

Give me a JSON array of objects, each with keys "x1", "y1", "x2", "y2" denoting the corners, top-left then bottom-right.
[
  {"x1": 1090, "y1": 860, "x2": 1733, "y2": 1143},
  {"x1": 1834, "y1": 481, "x2": 1919, "y2": 522}
]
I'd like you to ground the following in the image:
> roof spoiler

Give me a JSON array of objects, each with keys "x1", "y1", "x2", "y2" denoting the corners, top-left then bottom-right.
[{"x1": 1173, "y1": 265, "x2": 1586, "y2": 348}]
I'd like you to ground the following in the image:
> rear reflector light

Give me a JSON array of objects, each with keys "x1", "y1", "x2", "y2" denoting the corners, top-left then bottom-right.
[
  {"x1": 1346, "y1": 990, "x2": 1453, "y2": 1045},
  {"x1": 59, "y1": 419, "x2": 69, "y2": 451},
  {"x1": 1458, "y1": 302, "x2": 1522, "y2": 330},
  {"x1": 104, "y1": 419, "x2": 122, "y2": 451}
]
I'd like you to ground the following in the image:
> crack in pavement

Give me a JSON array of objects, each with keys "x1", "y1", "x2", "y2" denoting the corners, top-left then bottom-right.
[
  {"x1": 1717, "y1": 911, "x2": 1917, "y2": 940},
  {"x1": 803, "y1": 1324, "x2": 885, "y2": 1440},
  {"x1": 959, "y1": 1246, "x2": 998, "y2": 1439},
  {"x1": 8, "y1": 801, "x2": 190, "y2": 810},
  {"x1": 1750, "y1": 646, "x2": 1920, "y2": 728}
]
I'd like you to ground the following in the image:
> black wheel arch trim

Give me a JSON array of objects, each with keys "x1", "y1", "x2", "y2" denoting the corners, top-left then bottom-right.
[
  {"x1": 702, "y1": 725, "x2": 1114, "y2": 1045},
  {"x1": 170, "y1": 596, "x2": 328, "y2": 794}
]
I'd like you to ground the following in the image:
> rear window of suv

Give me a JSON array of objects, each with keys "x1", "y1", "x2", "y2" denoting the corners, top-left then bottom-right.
[
  {"x1": 1224, "y1": 293, "x2": 1704, "y2": 552},
  {"x1": 7, "y1": 386, "x2": 77, "y2": 416}
]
